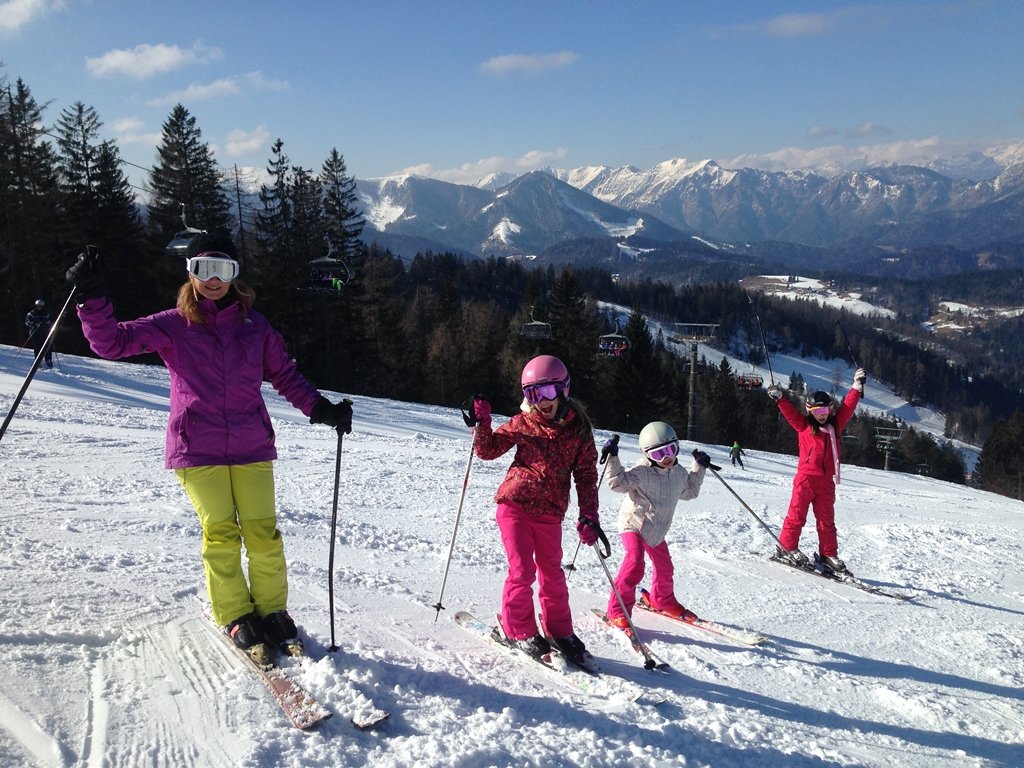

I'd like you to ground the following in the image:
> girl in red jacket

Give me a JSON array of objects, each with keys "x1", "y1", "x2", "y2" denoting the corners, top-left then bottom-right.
[
  {"x1": 472, "y1": 355, "x2": 599, "y2": 668},
  {"x1": 769, "y1": 368, "x2": 866, "y2": 574}
]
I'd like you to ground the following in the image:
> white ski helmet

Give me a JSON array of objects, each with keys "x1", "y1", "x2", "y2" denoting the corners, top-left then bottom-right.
[{"x1": 639, "y1": 421, "x2": 678, "y2": 452}]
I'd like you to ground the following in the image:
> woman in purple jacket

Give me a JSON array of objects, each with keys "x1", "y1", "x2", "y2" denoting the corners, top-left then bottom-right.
[{"x1": 66, "y1": 233, "x2": 351, "y2": 665}]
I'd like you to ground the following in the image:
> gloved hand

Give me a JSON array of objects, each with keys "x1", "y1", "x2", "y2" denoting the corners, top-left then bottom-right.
[
  {"x1": 576, "y1": 511, "x2": 600, "y2": 546},
  {"x1": 309, "y1": 396, "x2": 353, "y2": 434},
  {"x1": 473, "y1": 397, "x2": 492, "y2": 424},
  {"x1": 600, "y1": 435, "x2": 619, "y2": 463},
  {"x1": 853, "y1": 368, "x2": 867, "y2": 392},
  {"x1": 693, "y1": 450, "x2": 712, "y2": 468},
  {"x1": 767, "y1": 385, "x2": 783, "y2": 402},
  {"x1": 65, "y1": 247, "x2": 106, "y2": 299}
]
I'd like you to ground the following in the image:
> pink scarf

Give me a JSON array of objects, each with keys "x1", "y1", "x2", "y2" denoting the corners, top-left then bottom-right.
[{"x1": 822, "y1": 424, "x2": 841, "y2": 484}]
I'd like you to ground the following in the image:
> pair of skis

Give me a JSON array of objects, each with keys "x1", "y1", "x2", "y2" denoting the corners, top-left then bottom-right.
[
  {"x1": 206, "y1": 615, "x2": 389, "y2": 731},
  {"x1": 453, "y1": 611, "x2": 662, "y2": 705},
  {"x1": 591, "y1": 590, "x2": 769, "y2": 667},
  {"x1": 768, "y1": 552, "x2": 917, "y2": 602}
]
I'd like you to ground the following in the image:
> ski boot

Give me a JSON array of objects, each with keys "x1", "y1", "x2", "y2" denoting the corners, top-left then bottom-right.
[
  {"x1": 227, "y1": 613, "x2": 272, "y2": 667},
  {"x1": 262, "y1": 610, "x2": 304, "y2": 657}
]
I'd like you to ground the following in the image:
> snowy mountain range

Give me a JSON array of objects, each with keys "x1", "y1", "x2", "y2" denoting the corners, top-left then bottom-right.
[{"x1": 356, "y1": 145, "x2": 1024, "y2": 263}]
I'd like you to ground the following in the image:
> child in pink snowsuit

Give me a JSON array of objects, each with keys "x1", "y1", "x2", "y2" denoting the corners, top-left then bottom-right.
[
  {"x1": 472, "y1": 355, "x2": 599, "y2": 662},
  {"x1": 603, "y1": 422, "x2": 709, "y2": 625},
  {"x1": 769, "y1": 368, "x2": 866, "y2": 573}
]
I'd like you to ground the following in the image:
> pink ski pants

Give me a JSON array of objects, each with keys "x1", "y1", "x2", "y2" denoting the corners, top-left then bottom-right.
[{"x1": 495, "y1": 503, "x2": 574, "y2": 640}]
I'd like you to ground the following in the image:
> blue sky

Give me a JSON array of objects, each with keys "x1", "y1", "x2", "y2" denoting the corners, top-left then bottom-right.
[{"x1": 3, "y1": 0, "x2": 1022, "y2": 193}]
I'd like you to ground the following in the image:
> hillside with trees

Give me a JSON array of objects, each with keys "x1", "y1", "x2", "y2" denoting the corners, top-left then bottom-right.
[{"x1": 3, "y1": 71, "x2": 1023, "y2": 499}]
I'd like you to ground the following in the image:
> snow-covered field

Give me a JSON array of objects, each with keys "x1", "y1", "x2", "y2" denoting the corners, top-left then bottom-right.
[{"x1": 1, "y1": 344, "x2": 1022, "y2": 768}]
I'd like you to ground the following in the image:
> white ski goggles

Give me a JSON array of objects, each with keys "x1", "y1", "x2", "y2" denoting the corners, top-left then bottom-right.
[{"x1": 186, "y1": 252, "x2": 240, "y2": 282}]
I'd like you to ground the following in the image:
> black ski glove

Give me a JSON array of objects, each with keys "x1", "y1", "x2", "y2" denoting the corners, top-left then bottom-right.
[
  {"x1": 693, "y1": 450, "x2": 712, "y2": 468},
  {"x1": 66, "y1": 247, "x2": 106, "y2": 300},
  {"x1": 310, "y1": 396, "x2": 353, "y2": 434}
]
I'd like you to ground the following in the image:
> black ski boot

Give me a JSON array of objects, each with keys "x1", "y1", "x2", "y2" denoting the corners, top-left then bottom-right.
[
  {"x1": 550, "y1": 633, "x2": 599, "y2": 673},
  {"x1": 262, "y1": 610, "x2": 304, "y2": 657},
  {"x1": 226, "y1": 613, "x2": 272, "y2": 667}
]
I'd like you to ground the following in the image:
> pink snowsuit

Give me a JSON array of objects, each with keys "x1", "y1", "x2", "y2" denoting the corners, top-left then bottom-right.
[
  {"x1": 776, "y1": 388, "x2": 861, "y2": 556},
  {"x1": 474, "y1": 404, "x2": 598, "y2": 640}
]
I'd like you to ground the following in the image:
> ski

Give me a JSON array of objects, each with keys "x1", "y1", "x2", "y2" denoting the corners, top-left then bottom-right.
[
  {"x1": 453, "y1": 611, "x2": 659, "y2": 705},
  {"x1": 637, "y1": 589, "x2": 770, "y2": 646},
  {"x1": 590, "y1": 609, "x2": 670, "y2": 670},
  {"x1": 206, "y1": 618, "x2": 332, "y2": 730},
  {"x1": 769, "y1": 553, "x2": 917, "y2": 602}
]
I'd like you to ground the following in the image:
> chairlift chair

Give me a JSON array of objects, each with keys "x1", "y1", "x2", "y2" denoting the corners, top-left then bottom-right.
[
  {"x1": 164, "y1": 204, "x2": 206, "y2": 257},
  {"x1": 737, "y1": 373, "x2": 764, "y2": 390},
  {"x1": 598, "y1": 333, "x2": 630, "y2": 357},
  {"x1": 305, "y1": 253, "x2": 354, "y2": 293},
  {"x1": 520, "y1": 307, "x2": 552, "y2": 340}
]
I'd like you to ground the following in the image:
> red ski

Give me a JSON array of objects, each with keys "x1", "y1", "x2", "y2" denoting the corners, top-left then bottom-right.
[{"x1": 637, "y1": 589, "x2": 769, "y2": 647}]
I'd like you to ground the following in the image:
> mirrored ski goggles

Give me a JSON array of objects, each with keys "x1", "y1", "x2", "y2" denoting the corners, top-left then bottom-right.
[
  {"x1": 645, "y1": 441, "x2": 679, "y2": 462},
  {"x1": 186, "y1": 253, "x2": 240, "y2": 282},
  {"x1": 523, "y1": 381, "x2": 565, "y2": 404},
  {"x1": 808, "y1": 405, "x2": 831, "y2": 417}
]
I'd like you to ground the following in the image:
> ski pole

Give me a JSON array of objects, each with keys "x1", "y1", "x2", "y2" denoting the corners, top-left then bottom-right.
[
  {"x1": 432, "y1": 399, "x2": 479, "y2": 621},
  {"x1": 699, "y1": 450, "x2": 808, "y2": 563},
  {"x1": 591, "y1": 530, "x2": 658, "y2": 670},
  {"x1": 747, "y1": 292, "x2": 775, "y2": 386},
  {"x1": 564, "y1": 434, "x2": 619, "y2": 575},
  {"x1": 327, "y1": 428, "x2": 345, "y2": 652},
  {"x1": 834, "y1": 319, "x2": 859, "y2": 369},
  {"x1": 0, "y1": 282, "x2": 79, "y2": 445}
]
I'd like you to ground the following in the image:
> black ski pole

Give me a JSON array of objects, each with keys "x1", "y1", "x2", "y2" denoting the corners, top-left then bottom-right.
[
  {"x1": 565, "y1": 433, "x2": 619, "y2": 575},
  {"x1": 592, "y1": 530, "x2": 659, "y2": 670},
  {"x1": 0, "y1": 283, "x2": 78, "y2": 445},
  {"x1": 747, "y1": 292, "x2": 775, "y2": 386},
  {"x1": 327, "y1": 428, "x2": 345, "y2": 652},
  {"x1": 834, "y1": 319, "x2": 859, "y2": 369},
  {"x1": 699, "y1": 450, "x2": 808, "y2": 564},
  {"x1": 432, "y1": 399, "x2": 479, "y2": 621}
]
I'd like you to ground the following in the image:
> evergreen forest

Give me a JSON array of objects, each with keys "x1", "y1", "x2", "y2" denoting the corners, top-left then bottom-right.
[{"x1": 3, "y1": 73, "x2": 1024, "y2": 500}]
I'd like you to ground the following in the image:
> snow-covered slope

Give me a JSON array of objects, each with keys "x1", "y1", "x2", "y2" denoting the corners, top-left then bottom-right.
[{"x1": 0, "y1": 345, "x2": 1021, "y2": 768}]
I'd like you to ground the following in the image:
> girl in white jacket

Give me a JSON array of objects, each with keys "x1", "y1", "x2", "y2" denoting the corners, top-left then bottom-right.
[{"x1": 603, "y1": 421, "x2": 710, "y2": 626}]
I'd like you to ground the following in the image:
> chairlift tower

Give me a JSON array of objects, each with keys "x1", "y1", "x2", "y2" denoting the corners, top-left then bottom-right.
[
  {"x1": 669, "y1": 323, "x2": 719, "y2": 440},
  {"x1": 874, "y1": 427, "x2": 904, "y2": 471}
]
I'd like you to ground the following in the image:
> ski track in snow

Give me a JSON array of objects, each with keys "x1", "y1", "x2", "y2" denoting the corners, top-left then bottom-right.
[{"x1": 1, "y1": 345, "x2": 1023, "y2": 768}]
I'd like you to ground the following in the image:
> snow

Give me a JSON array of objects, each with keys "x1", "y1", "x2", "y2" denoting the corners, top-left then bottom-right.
[
  {"x1": 742, "y1": 276, "x2": 897, "y2": 320},
  {"x1": 2, "y1": 343, "x2": 1023, "y2": 768}
]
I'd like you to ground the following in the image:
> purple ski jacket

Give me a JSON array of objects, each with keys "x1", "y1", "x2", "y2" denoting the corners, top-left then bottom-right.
[{"x1": 77, "y1": 296, "x2": 321, "y2": 469}]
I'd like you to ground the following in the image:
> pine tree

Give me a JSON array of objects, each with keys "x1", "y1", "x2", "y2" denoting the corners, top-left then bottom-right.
[
  {"x1": 321, "y1": 148, "x2": 364, "y2": 261},
  {"x1": 0, "y1": 78, "x2": 62, "y2": 336},
  {"x1": 148, "y1": 104, "x2": 232, "y2": 240}
]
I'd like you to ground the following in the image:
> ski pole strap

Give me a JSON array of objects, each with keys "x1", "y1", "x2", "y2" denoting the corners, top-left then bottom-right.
[{"x1": 591, "y1": 521, "x2": 611, "y2": 559}]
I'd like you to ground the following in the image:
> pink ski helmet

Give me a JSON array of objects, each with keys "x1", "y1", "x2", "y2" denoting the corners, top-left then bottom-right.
[{"x1": 521, "y1": 355, "x2": 570, "y2": 397}]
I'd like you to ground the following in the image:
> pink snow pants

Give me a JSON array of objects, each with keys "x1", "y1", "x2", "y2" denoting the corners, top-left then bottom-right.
[
  {"x1": 495, "y1": 503, "x2": 573, "y2": 640},
  {"x1": 606, "y1": 532, "x2": 680, "y2": 620},
  {"x1": 779, "y1": 473, "x2": 838, "y2": 556}
]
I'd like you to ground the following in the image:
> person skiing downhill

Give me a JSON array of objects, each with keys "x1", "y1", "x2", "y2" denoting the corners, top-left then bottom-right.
[
  {"x1": 768, "y1": 368, "x2": 867, "y2": 574},
  {"x1": 470, "y1": 355, "x2": 600, "y2": 668},
  {"x1": 66, "y1": 233, "x2": 353, "y2": 664},
  {"x1": 601, "y1": 421, "x2": 711, "y2": 628},
  {"x1": 729, "y1": 440, "x2": 745, "y2": 469},
  {"x1": 25, "y1": 299, "x2": 53, "y2": 368}
]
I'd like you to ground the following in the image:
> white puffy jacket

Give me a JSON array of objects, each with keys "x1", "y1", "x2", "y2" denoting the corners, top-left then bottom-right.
[{"x1": 606, "y1": 454, "x2": 706, "y2": 546}]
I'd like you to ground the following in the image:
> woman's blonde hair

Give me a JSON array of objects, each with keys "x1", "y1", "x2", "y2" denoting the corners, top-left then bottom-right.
[{"x1": 176, "y1": 279, "x2": 255, "y2": 324}]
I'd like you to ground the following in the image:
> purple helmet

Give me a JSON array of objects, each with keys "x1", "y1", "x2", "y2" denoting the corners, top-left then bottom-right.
[{"x1": 521, "y1": 355, "x2": 570, "y2": 396}]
